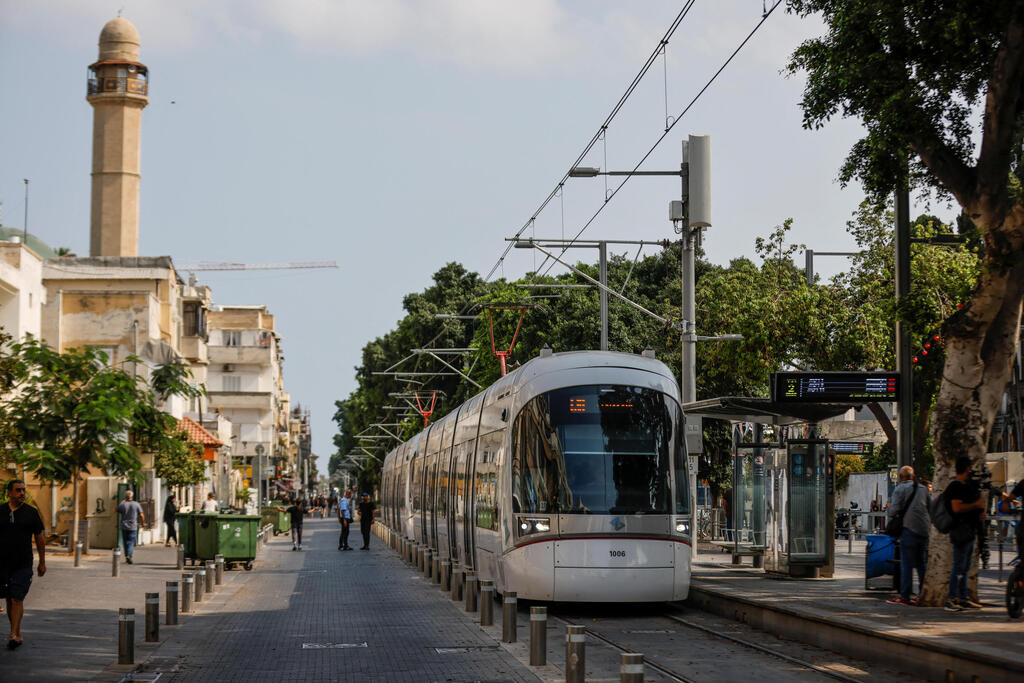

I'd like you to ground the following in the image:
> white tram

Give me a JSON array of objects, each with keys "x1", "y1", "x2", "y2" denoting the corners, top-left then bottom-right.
[{"x1": 380, "y1": 349, "x2": 692, "y2": 602}]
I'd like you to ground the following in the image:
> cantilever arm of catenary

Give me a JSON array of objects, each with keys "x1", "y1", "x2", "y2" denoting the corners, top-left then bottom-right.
[{"x1": 520, "y1": 241, "x2": 684, "y2": 332}]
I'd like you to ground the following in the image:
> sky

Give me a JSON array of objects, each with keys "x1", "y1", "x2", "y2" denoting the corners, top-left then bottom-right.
[{"x1": 1, "y1": 1, "x2": 898, "y2": 472}]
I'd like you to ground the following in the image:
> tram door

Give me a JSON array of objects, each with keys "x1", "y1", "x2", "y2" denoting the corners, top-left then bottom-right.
[
  {"x1": 445, "y1": 425, "x2": 460, "y2": 562},
  {"x1": 421, "y1": 425, "x2": 436, "y2": 548}
]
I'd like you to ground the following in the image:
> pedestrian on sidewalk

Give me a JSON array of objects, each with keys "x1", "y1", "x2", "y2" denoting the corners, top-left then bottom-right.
[
  {"x1": 886, "y1": 466, "x2": 930, "y2": 605},
  {"x1": 358, "y1": 493, "x2": 375, "y2": 550},
  {"x1": 116, "y1": 490, "x2": 145, "y2": 564},
  {"x1": 201, "y1": 492, "x2": 220, "y2": 513},
  {"x1": 164, "y1": 494, "x2": 179, "y2": 547},
  {"x1": 338, "y1": 490, "x2": 353, "y2": 550},
  {"x1": 1, "y1": 479, "x2": 46, "y2": 650},
  {"x1": 945, "y1": 456, "x2": 986, "y2": 611},
  {"x1": 276, "y1": 499, "x2": 306, "y2": 550}
]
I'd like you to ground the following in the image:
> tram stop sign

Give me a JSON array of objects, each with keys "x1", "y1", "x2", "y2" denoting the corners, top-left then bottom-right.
[{"x1": 771, "y1": 371, "x2": 898, "y2": 403}]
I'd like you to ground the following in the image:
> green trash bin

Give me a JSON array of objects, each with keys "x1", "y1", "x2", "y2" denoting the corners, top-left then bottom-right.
[
  {"x1": 261, "y1": 505, "x2": 291, "y2": 536},
  {"x1": 194, "y1": 513, "x2": 261, "y2": 571},
  {"x1": 177, "y1": 512, "x2": 197, "y2": 564}
]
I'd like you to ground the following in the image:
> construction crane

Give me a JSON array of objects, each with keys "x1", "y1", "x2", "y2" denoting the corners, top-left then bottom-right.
[{"x1": 177, "y1": 261, "x2": 338, "y2": 272}]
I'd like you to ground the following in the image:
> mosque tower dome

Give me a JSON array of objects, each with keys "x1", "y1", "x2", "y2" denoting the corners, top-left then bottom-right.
[{"x1": 98, "y1": 16, "x2": 141, "y2": 62}]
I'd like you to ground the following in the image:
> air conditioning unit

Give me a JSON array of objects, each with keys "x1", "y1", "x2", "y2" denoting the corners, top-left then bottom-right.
[{"x1": 223, "y1": 364, "x2": 235, "y2": 373}]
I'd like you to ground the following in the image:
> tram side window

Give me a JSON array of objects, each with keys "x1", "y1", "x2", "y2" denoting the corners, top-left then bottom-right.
[
  {"x1": 511, "y1": 396, "x2": 561, "y2": 513},
  {"x1": 475, "y1": 430, "x2": 500, "y2": 530},
  {"x1": 674, "y1": 418, "x2": 690, "y2": 515},
  {"x1": 411, "y1": 452, "x2": 422, "y2": 516}
]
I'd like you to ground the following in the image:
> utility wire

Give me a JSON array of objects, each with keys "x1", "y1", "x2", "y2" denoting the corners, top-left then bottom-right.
[
  {"x1": 536, "y1": 0, "x2": 784, "y2": 280},
  {"x1": 483, "y1": 1, "x2": 697, "y2": 282}
]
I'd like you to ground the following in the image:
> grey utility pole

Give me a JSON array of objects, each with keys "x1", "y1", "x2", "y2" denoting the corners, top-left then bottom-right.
[
  {"x1": 254, "y1": 443, "x2": 265, "y2": 512},
  {"x1": 894, "y1": 189, "x2": 913, "y2": 468}
]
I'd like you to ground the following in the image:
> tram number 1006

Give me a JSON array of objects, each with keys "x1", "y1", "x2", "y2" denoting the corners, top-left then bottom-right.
[{"x1": 609, "y1": 550, "x2": 626, "y2": 558}]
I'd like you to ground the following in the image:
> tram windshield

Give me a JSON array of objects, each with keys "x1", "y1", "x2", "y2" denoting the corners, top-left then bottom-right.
[{"x1": 511, "y1": 385, "x2": 681, "y2": 515}]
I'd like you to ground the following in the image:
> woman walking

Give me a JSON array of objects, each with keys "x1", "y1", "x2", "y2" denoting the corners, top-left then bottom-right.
[{"x1": 164, "y1": 494, "x2": 179, "y2": 547}]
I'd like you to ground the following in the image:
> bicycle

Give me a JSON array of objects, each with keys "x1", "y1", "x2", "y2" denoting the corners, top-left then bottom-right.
[{"x1": 1008, "y1": 553, "x2": 1023, "y2": 618}]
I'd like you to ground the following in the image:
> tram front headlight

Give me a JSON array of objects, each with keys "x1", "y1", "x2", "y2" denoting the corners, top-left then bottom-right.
[
  {"x1": 518, "y1": 517, "x2": 552, "y2": 536},
  {"x1": 675, "y1": 520, "x2": 690, "y2": 535}
]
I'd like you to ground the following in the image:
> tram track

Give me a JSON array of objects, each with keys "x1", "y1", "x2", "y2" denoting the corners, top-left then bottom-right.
[{"x1": 548, "y1": 606, "x2": 868, "y2": 683}]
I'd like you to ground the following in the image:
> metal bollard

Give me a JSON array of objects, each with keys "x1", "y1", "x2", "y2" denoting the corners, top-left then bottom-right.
[
  {"x1": 433, "y1": 556, "x2": 441, "y2": 584},
  {"x1": 176, "y1": 544, "x2": 185, "y2": 570},
  {"x1": 205, "y1": 561, "x2": 215, "y2": 593},
  {"x1": 118, "y1": 608, "x2": 135, "y2": 665},
  {"x1": 145, "y1": 592, "x2": 159, "y2": 642},
  {"x1": 566, "y1": 625, "x2": 586, "y2": 683},
  {"x1": 621, "y1": 653, "x2": 644, "y2": 683},
  {"x1": 112, "y1": 548, "x2": 121, "y2": 577},
  {"x1": 417, "y1": 546, "x2": 424, "y2": 572},
  {"x1": 74, "y1": 541, "x2": 83, "y2": 567},
  {"x1": 479, "y1": 580, "x2": 494, "y2": 626},
  {"x1": 450, "y1": 564, "x2": 464, "y2": 601},
  {"x1": 181, "y1": 574, "x2": 193, "y2": 613},
  {"x1": 194, "y1": 568, "x2": 205, "y2": 603},
  {"x1": 166, "y1": 581, "x2": 179, "y2": 625},
  {"x1": 502, "y1": 592, "x2": 517, "y2": 643},
  {"x1": 215, "y1": 555, "x2": 224, "y2": 585},
  {"x1": 465, "y1": 572, "x2": 478, "y2": 612},
  {"x1": 423, "y1": 549, "x2": 433, "y2": 578},
  {"x1": 530, "y1": 606, "x2": 547, "y2": 666},
  {"x1": 441, "y1": 559, "x2": 452, "y2": 591}
]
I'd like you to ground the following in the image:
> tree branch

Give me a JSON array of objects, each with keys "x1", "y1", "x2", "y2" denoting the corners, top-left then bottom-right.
[{"x1": 866, "y1": 401, "x2": 897, "y2": 445}]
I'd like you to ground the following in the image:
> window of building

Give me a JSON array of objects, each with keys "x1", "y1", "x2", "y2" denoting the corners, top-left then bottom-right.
[
  {"x1": 223, "y1": 330, "x2": 242, "y2": 347},
  {"x1": 223, "y1": 375, "x2": 241, "y2": 392},
  {"x1": 183, "y1": 302, "x2": 206, "y2": 338}
]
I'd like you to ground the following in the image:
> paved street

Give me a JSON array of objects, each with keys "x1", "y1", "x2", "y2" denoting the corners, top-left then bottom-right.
[{"x1": 2, "y1": 517, "x2": 541, "y2": 682}]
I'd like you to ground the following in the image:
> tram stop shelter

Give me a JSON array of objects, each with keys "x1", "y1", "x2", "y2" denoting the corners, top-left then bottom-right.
[{"x1": 684, "y1": 396, "x2": 866, "y2": 579}]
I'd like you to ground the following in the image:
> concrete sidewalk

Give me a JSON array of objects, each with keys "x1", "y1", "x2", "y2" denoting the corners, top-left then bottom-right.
[{"x1": 689, "y1": 539, "x2": 1022, "y2": 683}]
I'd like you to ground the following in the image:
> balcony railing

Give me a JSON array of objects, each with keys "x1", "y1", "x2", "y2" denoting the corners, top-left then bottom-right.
[{"x1": 87, "y1": 77, "x2": 148, "y2": 97}]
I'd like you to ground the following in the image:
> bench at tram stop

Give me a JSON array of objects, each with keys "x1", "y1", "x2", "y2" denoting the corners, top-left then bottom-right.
[{"x1": 712, "y1": 542, "x2": 765, "y2": 568}]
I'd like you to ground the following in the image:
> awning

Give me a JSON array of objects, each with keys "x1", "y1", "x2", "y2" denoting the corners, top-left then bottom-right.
[{"x1": 682, "y1": 396, "x2": 863, "y2": 425}]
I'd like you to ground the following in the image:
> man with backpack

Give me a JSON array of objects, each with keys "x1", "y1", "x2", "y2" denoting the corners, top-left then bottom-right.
[
  {"x1": 886, "y1": 466, "x2": 930, "y2": 605},
  {"x1": 943, "y1": 456, "x2": 987, "y2": 611}
]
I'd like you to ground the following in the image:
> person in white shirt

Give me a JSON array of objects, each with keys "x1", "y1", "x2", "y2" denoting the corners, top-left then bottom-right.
[
  {"x1": 337, "y1": 490, "x2": 353, "y2": 550},
  {"x1": 201, "y1": 493, "x2": 220, "y2": 513}
]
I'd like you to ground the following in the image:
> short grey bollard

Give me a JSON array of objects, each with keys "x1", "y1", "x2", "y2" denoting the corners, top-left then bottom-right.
[
  {"x1": 176, "y1": 544, "x2": 185, "y2": 570},
  {"x1": 423, "y1": 549, "x2": 433, "y2": 578},
  {"x1": 440, "y1": 560, "x2": 451, "y2": 590},
  {"x1": 465, "y1": 572, "x2": 478, "y2": 612},
  {"x1": 112, "y1": 548, "x2": 121, "y2": 577},
  {"x1": 479, "y1": 580, "x2": 494, "y2": 626},
  {"x1": 194, "y1": 568, "x2": 205, "y2": 603},
  {"x1": 432, "y1": 556, "x2": 441, "y2": 584},
  {"x1": 621, "y1": 653, "x2": 644, "y2": 683},
  {"x1": 74, "y1": 541, "x2": 83, "y2": 567},
  {"x1": 417, "y1": 546, "x2": 425, "y2": 572},
  {"x1": 566, "y1": 625, "x2": 586, "y2": 683},
  {"x1": 181, "y1": 574, "x2": 193, "y2": 613},
  {"x1": 530, "y1": 606, "x2": 547, "y2": 666},
  {"x1": 205, "y1": 561, "x2": 215, "y2": 593},
  {"x1": 145, "y1": 592, "x2": 159, "y2": 642},
  {"x1": 166, "y1": 581, "x2": 179, "y2": 625},
  {"x1": 502, "y1": 592, "x2": 517, "y2": 643},
  {"x1": 450, "y1": 564, "x2": 464, "y2": 601},
  {"x1": 215, "y1": 555, "x2": 224, "y2": 585},
  {"x1": 118, "y1": 608, "x2": 135, "y2": 665}
]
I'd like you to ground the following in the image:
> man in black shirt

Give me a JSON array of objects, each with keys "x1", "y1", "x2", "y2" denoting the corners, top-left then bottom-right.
[
  {"x1": 1, "y1": 479, "x2": 46, "y2": 649},
  {"x1": 945, "y1": 457, "x2": 986, "y2": 611},
  {"x1": 276, "y1": 499, "x2": 306, "y2": 551},
  {"x1": 358, "y1": 493, "x2": 375, "y2": 550}
]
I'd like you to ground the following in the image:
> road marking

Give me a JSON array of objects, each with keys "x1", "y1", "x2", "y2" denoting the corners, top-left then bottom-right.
[{"x1": 301, "y1": 642, "x2": 368, "y2": 649}]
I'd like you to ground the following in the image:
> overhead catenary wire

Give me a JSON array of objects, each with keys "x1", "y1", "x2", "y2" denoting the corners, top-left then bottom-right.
[{"x1": 535, "y1": 0, "x2": 784, "y2": 281}]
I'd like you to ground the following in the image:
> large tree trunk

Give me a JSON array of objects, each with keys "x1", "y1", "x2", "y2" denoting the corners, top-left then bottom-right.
[{"x1": 919, "y1": 264, "x2": 1024, "y2": 605}]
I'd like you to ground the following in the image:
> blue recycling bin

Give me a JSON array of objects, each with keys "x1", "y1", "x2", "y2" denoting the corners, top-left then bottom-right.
[{"x1": 865, "y1": 533, "x2": 900, "y2": 590}]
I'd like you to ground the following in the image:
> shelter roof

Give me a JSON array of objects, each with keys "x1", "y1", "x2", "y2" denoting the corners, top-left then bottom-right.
[{"x1": 682, "y1": 396, "x2": 862, "y2": 425}]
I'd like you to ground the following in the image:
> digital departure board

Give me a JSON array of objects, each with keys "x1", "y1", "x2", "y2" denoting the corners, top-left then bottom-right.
[{"x1": 772, "y1": 372, "x2": 898, "y2": 403}]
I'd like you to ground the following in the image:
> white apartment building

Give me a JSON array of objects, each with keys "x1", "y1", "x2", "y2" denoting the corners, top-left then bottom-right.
[{"x1": 0, "y1": 239, "x2": 45, "y2": 341}]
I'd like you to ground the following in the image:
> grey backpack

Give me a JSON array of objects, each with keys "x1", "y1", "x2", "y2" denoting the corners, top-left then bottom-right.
[{"x1": 930, "y1": 489, "x2": 955, "y2": 533}]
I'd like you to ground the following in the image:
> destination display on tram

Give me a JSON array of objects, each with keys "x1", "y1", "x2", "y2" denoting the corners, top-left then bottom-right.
[{"x1": 772, "y1": 371, "x2": 899, "y2": 403}]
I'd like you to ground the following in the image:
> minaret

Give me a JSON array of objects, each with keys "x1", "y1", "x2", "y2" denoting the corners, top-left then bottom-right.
[{"x1": 87, "y1": 17, "x2": 148, "y2": 257}]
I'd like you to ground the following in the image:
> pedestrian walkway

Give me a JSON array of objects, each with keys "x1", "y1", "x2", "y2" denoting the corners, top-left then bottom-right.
[{"x1": 690, "y1": 540, "x2": 1023, "y2": 682}]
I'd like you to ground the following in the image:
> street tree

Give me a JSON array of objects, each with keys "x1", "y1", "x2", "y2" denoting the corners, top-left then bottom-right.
[
  {"x1": 788, "y1": 0, "x2": 1024, "y2": 603},
  {"x1": 2, "y1": 340, "x2": 202, "y2": 551}
]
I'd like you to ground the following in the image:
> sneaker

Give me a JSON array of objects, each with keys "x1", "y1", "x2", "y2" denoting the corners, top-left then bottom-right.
[
  {"x1": 887, "y1": 596, "x2": 911, "y2": 605},
  {"x1": 298, "y1": 545, "x2": 302, "y2": 550},
  {"x1": 291, "y1": 545, "x2": 297, "y2": 551},
  {"x1": 960, "y1": 598, "x2": 983, "y2": 609},
  {"x1": 944, "y1": 600, "x2": 963, "y2": 612},
  {"x1": 125, "y1": 557, "x2": 133, "y2": 565}
]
